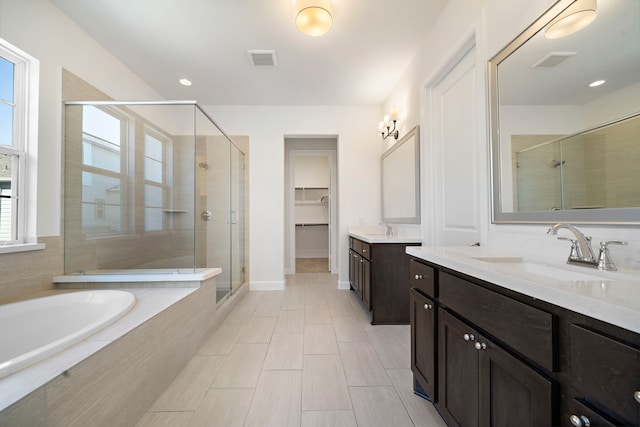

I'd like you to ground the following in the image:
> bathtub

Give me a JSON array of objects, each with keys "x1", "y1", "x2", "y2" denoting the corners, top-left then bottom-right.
[{"x1": 0, "y1": 290, "x2": 136, "y2": 379}]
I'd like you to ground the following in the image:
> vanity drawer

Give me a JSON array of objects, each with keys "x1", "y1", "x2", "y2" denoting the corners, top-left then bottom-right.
[
  {"x1": 410, "y1": 259, "x2": 436, "y2": 298},
  {"x1": 360, "y1": 242, "x2": 371, "y2": 260},
  {"x1": 570, "y1": 324, "x2": 640, "y2": 425},
  {"x1": 439, "y1": 272, "x2": 555, "y2": 372}
]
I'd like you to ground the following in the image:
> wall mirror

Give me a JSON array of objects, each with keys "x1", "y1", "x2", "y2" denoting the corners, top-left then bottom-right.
[
  {"x1": 489, "y1": 0, "x2": 640, "y2": 224},
  {"x1": 382, "y1": 126, "x2": 420, "y2": 224}
]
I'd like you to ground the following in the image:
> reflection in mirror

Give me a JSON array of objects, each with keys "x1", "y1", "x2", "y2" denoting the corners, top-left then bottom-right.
[
  {"x1": 381, "y1": 126, "x2": 420, "y2": 224},
  {"x1": 512, "y1": 114, "x2": 640, "y2": 212},
  {"x1": 489, "y1": 0, "x2": 640, "y2": 223}
]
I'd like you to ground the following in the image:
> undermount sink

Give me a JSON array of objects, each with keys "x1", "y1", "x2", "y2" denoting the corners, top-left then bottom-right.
[{"x1": 471, "y1": 256, "x2": 611, "y2": 282}]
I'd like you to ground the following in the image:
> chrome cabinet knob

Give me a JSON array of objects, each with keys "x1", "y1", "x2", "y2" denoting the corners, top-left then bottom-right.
[
  {"x1": 423, "y1": 303, "x2": 433, "y2": 310},
  {"x1": 414, "y1": 274, "x2": 423, "y2": 280},
  {"x1": 634, "y1": 390, "x2": 640, "y2": 403},
  {"x1": 570, "y1": 415, "x2": 591, "y2": 427},
  {"x1": 474, "y1": 342, "x2": 487, "y2": 350},
  {"x1": 463, "y1": 334, "x2": 475, "y2": 341}
]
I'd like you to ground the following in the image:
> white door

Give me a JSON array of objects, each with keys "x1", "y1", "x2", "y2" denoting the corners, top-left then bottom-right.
[{"x1": 432, "y1": 47, "x2": 482, "y2": 246}]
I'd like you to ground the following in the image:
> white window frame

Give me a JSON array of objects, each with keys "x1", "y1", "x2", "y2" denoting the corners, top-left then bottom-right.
[
  {"x1": 0, "y1": 37, "x2": 41, "y2": 254},
  {"x1": 142, "y1": 126, "x2": 170, "y2": 232},
  {"x1": 80, "y1": 105, "x2": 130, "y2": 238}
]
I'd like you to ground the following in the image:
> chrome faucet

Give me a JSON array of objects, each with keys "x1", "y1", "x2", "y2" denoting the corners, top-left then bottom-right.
[
  {"x1": 547, "y1": 223, "x2": 627, "y2": 271},
  {"x1": 386, "y1": 224, "x2": 394, "y2": 237},
  {"x1": 547, "y1": 223, "x2": 597, "y2": 264}
]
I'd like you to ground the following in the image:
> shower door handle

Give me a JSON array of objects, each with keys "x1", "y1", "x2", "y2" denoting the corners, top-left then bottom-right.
[
  {"x1": 201, "y1": 210, "x2": 213, "y2": 221},
  {"x1": 228, "y1": 211, "x2": 238, "y2": 224}
]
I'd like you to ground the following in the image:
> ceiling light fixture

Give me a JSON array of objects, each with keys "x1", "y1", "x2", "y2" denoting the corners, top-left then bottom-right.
[
  {"x1": 295, "y1": 0, "x2": 333, "y2": 37},
  {"x1": 589, "y1": 79, "x2": 605, "y2": 87},
  {"x1": 378, "y1": 107, "x2": 400, "y2": 140},
  {"x1": 179, "y1": 78, "x2": 192, "y2": 86},
  {"x1": 544, "y1": 0, "x2": 597, "y2": 39}
]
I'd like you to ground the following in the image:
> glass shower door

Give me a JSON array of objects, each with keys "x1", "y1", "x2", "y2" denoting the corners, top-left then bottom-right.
[{"x1": 230, "y1": 145, "x2": 245, "y2": 292}]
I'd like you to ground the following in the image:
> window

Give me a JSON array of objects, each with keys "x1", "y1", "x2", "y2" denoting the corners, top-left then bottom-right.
[
  {"x1": 143, "y1": 131, "x2": 167, "y2": 232},
  {"x1": 81, "y1": 105, "x2": 127, "y2": 236},
  {"x1": 0, "y1": 38, "x2": 39, "y2": 248}
]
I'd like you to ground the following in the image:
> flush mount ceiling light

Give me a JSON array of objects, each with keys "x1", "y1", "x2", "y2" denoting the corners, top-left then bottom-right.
[
  {"x1": 545, "y1": 0, "x2": 597, "y2": 39},
  {"x1": 589, "y1": 79, "x2": 606, "y2": 87},
  {"x1": 295, "y1": 0, "x2": 333, "y2": 37},
  {"x1": 179, "y1": 78, "x2": 192, "y2": 86}
]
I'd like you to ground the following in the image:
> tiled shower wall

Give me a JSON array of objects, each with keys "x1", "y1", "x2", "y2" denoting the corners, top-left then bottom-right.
[{"x1": 0, "y1": 236, "x2": 62, "y2": 305}]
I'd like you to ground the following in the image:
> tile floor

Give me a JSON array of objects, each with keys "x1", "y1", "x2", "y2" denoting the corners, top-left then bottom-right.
[{"x1": 136, "y1": 273, "x2": 446, "y2": 427}]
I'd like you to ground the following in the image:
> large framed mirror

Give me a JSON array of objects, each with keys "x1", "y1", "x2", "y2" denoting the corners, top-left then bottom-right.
[
  {"x1": 381, "y1": 126, "x2": 420, "y2": 224},
  {"x1": 489, "y1": 0, "x2": 640, "y2": 224}
]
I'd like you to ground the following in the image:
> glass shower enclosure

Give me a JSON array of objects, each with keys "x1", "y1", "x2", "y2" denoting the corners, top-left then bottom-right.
[{"x1": 63, "y1": 101, "x2": 244, "y2": 302}]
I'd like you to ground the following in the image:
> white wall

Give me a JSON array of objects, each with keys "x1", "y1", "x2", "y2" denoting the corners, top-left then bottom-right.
[
  {"x1": 0, "y1": 0, "x2": 162, "y2": 237},
  {"x1": 201, "y1": 105, "x2": 381, "y2": 289},
  {"x1": 382, "y1": 0, "x2": 640, "y2": 270}
]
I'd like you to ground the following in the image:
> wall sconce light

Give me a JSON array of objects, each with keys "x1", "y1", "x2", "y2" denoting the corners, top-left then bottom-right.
[
  {"x1": 545, "y1": 0, "x2": 597, "y2": 39},
  {"x1": 378, "y1": 107, "x2": 400, "y2": 140},
  {"x1": 295, "y1": 0, "x2": 333, "y2": 37}
]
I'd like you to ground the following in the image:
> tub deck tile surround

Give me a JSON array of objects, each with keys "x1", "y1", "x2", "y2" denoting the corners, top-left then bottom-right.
[{"x1": 0, "y1": 268, "x2": 240, "y2": 426}]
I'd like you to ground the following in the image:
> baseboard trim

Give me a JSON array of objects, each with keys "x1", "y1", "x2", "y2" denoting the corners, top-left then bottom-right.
[{"x1": 337, "y1": 280, "x2": 351, "y2": 290}]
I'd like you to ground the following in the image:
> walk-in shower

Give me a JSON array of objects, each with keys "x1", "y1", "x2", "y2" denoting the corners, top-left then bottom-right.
[{"x1": 63, "y1": 101, "x2": 245, "y2": 302}]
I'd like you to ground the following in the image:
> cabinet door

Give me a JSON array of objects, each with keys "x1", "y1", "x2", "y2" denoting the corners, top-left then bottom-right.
[
  {"x1": 411, "y1": 289, "x2": 436, "y2": 401},
  {"x1": 353, "y1": 252, "x2": 362, "y2": 297},
  {"x1": 438, "y1": 309, "x2": 479, "y2": 427},
  {"x1": 570, "y1": 324, "x2": 640, "y2": 425},
  {"x1": 362, "y1": 258, "x2": 371, "y2": 310},
  {"x1": 478, "y1": 334, "x2": 553, "y2": 427},
  {"x1": 349, "y1": 249, "x2": 356, "y2": 290}
]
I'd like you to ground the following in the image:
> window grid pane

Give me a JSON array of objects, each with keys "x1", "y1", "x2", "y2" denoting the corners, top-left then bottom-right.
[
  {"x1": 0, "y1": 153, "x2": 15, "y2": 242},
  {"x1": 0, "y1": 56, "x2": 14, "y2": 103},
  {"x1": 0, "y1": 56, "x2": 14, "y2": 147}
]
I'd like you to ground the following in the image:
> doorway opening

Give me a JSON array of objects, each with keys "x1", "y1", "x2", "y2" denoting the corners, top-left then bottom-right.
[{"x1": 284, "y1": 137, "x2": 338, "y2": 275}]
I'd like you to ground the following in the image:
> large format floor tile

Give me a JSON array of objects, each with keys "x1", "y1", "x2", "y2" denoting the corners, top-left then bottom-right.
[
  {"x1": 302, "y1": 354, "x2": 352, "y2": 411},
  {"x1": 137, "y1": 272, "x2": 445, "y2": 427}
]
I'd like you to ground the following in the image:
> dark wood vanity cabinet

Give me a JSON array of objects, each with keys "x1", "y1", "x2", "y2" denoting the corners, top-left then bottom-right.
[
  {"x1": 570, "y1": 325, "x2": 640, "y2": 426},
  {"x1": 437, "y1": 295, "x2": 553, "y2": 427},
  {"x1": 349, "y1": 237, "x2": 418, "y2": 324},
  {"x1": 410, "y1": 288, "x2": 437, "y2": 400},
  {"x1": 409, "y1": 256, "x2": 640, "y2": 427},
  {"x1": 349, "y1": 238, "x2": 371, "y2": 310}
]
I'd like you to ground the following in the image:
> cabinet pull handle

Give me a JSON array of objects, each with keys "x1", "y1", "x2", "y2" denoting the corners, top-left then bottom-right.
[
  {"x1": 423, "y1": 303, "x2": 433, "y2": 310},
  {"x1": 474, "y1": 342, "x2": 487, "y2": 350},
  {"x1": 463, "y1": 334, "x2": 475, "y2": 341},
  {"x1": 634, "y1": 390, "x2": 640, "y2": 403},
  {"x1": 414, "y1": 274, "x2": 423, "y2": 280},
  {"x1": 569, "y1": 415, "x2": 591, "y2": 427}
]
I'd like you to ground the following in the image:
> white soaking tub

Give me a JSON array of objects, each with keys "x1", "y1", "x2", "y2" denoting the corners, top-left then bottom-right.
[{"x1": 0, "y1": 290, "x2": 136, "y2": 379}]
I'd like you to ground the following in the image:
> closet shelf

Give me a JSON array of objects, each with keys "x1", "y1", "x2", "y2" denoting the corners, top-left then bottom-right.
[
  {"x1": 295, "y1": 223, "x2": 328, "y2": 226},
  {"x1": 295, "y1": 201, "x2": 325, "y2": 205}
]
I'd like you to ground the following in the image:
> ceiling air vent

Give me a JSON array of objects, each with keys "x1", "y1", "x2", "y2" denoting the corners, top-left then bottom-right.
[
  {"x1": 248, "y1": 50, "x2": 277, "y2": 67},
  {"x1": 530, "y1": 52, "x2": 577, "y2": 68}
]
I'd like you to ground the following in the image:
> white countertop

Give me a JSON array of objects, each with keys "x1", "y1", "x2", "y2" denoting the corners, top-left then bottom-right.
[
  {"x1": 406, "y1": 246, "x2": 640, "y2": 334},
  {"x1": 349, "y1": 231, "x2": 422, "y2": 244}
]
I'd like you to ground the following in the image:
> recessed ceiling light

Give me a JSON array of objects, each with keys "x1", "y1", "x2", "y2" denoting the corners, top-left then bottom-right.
[
  {"x1": 589, "y1": 79, "x2": 605, "y2": 87},
  {"x1": 179, "y1": 78, "x2": 192, "y2": 86}
]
